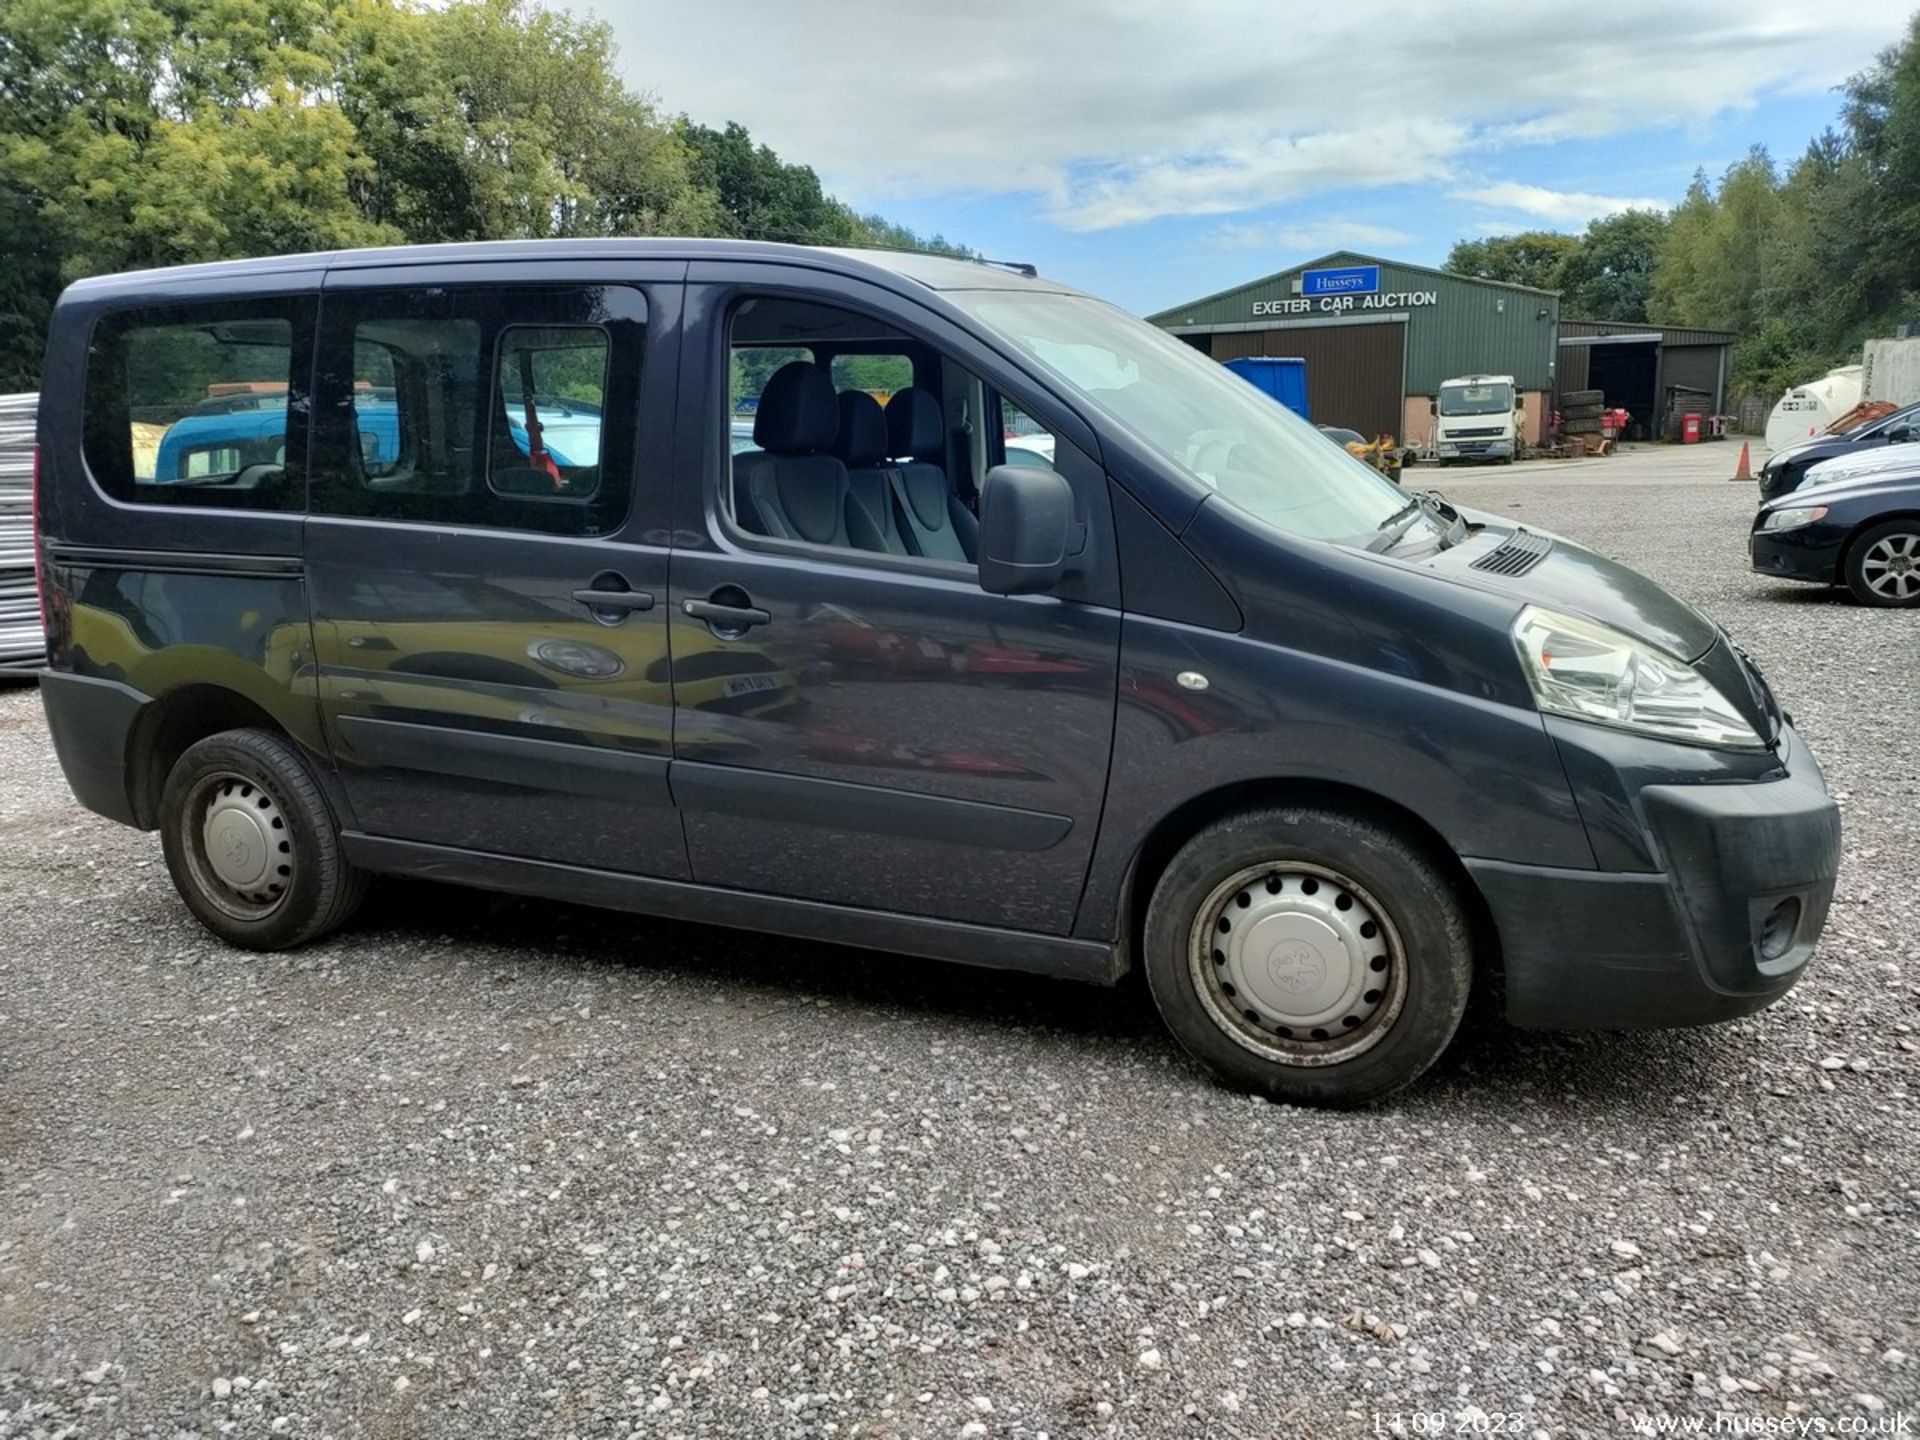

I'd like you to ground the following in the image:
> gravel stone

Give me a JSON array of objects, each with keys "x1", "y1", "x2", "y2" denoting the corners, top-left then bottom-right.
[{"x1": 0, "y1": 456, "x2": 1916, "y2": 1435}]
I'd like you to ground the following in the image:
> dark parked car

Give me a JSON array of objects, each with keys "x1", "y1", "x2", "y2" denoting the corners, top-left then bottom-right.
[
  {"x1": 33, "y1": 240, "x2": 1841, "y2": 1106},
  {"x1": 1758, "y1": 401, "x2": 1920, "y2": 501},
  {"x1": 1751, "y1": 460, "x2": 1920, "y2": 606}
]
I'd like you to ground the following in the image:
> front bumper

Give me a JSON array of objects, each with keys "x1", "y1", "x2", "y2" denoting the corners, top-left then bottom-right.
[
  {"x1": 1469, "y1": 724, "x2": 1841, "y2": 1029},
  {"x1": 1437, "y1": 438, "x2": 1514, "y2": 460},
  {"x1": 1750, "y1": 521, "x2": 1844, "y2": 585}
]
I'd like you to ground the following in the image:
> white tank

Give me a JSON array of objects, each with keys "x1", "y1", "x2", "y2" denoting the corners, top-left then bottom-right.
[{"x1": 1765, "y1": 365, "x2": 1863, "y2": 451}]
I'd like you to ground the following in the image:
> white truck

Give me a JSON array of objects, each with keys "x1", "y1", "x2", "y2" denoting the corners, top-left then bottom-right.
[{"x1": 1431, "y1": 373, "x2": 1521, "y2": 464}]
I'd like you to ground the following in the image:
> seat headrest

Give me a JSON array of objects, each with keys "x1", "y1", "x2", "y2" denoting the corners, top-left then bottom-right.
[
  {"x1": 753, "y1": 362, "x2": 837, "y2": 454},
  {"x1": 832, "y1": 391, "x2": 888, "y2": 469},
  {"x1": 886, "y1": 387, "x2": 944, "y2": 459}
]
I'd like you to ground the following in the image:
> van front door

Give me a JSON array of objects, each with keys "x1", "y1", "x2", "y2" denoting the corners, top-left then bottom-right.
[
  {"x1": 665, "y1": 269, "x2": 1122, "y2": 936},
  {"x1": 305, "y1": 265, "x2": 692, "y2": 878}
]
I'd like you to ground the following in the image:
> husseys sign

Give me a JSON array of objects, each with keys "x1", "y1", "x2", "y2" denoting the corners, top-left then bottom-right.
[{"x1": 1252, "y1": 264, "x2": 1438, "y2": 317}]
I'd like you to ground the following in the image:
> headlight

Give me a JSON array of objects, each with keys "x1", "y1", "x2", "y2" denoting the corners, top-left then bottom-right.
[
  {"x1": 1760, "y1": 505, "x2": 1828, "y2": 531},
  {"x1": 1511, "y1": 606, "x2": 1763, "y2": 750}
]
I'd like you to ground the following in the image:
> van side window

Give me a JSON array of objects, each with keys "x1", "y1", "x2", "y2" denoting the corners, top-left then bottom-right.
[
  {"x1": 82, "y1": 298, "x2": 314, "y2": 510},
  {"x1": 996, "y1": 394, "x2": 1058, "y2": 472},
  {"x1": 725, "y1": 296, "x2": 978, "y2": 565},
  {"x1": 312, "y1": 286, "x2": 641, "y2": 537}
]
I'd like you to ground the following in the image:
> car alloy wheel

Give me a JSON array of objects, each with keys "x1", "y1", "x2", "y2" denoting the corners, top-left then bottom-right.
[{"x1": 1860, "y1": 531, "x2": 1920, "y2": 602}]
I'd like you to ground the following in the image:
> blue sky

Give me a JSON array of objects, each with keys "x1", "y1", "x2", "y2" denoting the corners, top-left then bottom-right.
[{"x1": 589, "y1": 1, "x2": 1911, "y2": 316}]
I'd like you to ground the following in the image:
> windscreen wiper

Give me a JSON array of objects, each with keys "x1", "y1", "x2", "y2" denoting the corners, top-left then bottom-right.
[
  {"x1": 1366, "y1": 496, "x2": 1427, "y2": 553},
  {"x1": 1366, "y1": 490, "x2": 1461, "y2": 554}
]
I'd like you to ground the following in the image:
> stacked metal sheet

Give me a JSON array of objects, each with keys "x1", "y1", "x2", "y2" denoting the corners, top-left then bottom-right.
[{"x1": 0, "y1": 393, "x2": 43, "y2": 669}]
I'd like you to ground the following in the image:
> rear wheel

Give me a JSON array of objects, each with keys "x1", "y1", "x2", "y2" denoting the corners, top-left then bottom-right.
[
  {"x1": 1844, "y1": 519, "x2": 1920, "y2": 607},
  {"x1": 1142, "y1": 806, "x2": 1473, "y2": 1106},
  {"x1": 159, "y1": 728, "x2": 367, "y2": 949}
]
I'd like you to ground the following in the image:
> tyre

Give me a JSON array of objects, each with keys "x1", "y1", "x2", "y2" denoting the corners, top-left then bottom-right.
[
  {"x1": 1141, "y1": 806, "x2": 1474, "y2": 1107},
  {"x1": 1562, "y1": 404, "x2": 1604, "y2": 421},
  {"x1": 1564, "y1": 417, "x2": 1601, "y2": 435},
  {"x1": 159, "y1": 728, "x2": 368, "y2": 949},
  {"x1": 1563, "y1": 389, "x2": 1603, "y2": 406},
  {"x1": 1843, "y1": 519, "x2": 1920, "y2": 607}
]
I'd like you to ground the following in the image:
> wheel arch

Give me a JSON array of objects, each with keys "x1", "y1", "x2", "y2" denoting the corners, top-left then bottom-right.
[
  {"x1": 1111, "y1": 777, "x2": 1500, "y2": 987},
  {"x1": 126, "y1": 684, "x2": 291, "y2": 830}
]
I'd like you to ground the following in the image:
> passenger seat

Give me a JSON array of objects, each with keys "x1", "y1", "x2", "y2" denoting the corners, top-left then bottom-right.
[
  {"x1": 734, "y1": 362, "x2": 880, "y2": 549},
  {"x1": 832, "y1": 390, "x2": 908, "y2": 555},
  {"x1": 883, "y1": 388, "x2": 977, "y2": 562}
]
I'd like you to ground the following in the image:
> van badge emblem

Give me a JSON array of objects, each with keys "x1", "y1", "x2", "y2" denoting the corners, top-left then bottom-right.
[
  {"x1": 1267, "y1": 941, "x2": 1324, "y2": 994},
  {"x1": 1176, "y1": 670, "x2": 1209, "y2": 691}
]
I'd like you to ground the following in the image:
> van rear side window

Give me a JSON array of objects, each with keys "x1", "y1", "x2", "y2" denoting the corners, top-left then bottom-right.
[
  {"x1": 82, "y1": 299, "x2": 314, "y2": 510},
  {"x1": 311, "y1": 286, "x2": 641, "y2": 537}
]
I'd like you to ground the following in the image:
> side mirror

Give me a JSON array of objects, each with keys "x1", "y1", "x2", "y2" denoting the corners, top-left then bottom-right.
[
  {"x1": 1516, "y1": 397, "x2": 1526, "y2": 413},
  {"x1": 977, "y1": 463, "x2": 1077, "y2": 596},
  {"x1": 1428, "y1": 400, "x2": 1437, "y2": 415}
]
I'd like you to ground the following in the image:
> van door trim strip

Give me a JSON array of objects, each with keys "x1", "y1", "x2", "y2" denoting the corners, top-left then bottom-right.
[
  {"x1": 336, "y1": 715, "x2": 671, "y2": 806},
  {"x1": 44, "y1": 545, "x2": 304, "y2": 578},
  {"x1": 669, "y1": 759, "x2": 1072, "y2": 853},
  {"x1": 341, "y1": 832, "x2": 1121, "y2": 984}
]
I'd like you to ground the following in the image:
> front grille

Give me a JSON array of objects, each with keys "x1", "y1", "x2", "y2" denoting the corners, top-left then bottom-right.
[
  {"x1": 1447, "y1": 426, "x2": 1505, "y2": 438},
  {"x1": 1471, "y1": 528, "x2": 1553, "y2": 577}
]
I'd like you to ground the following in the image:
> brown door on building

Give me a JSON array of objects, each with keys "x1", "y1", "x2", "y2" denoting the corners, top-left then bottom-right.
[{"x1": 1213, "y1": 321, "x2": 1406, "y2": 437}]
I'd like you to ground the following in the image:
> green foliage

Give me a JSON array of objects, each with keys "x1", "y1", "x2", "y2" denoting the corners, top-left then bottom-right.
[
  {"x1": 1443, "y1": 216, "x2": 1665, "y2": 321},
  {"x1": 0, "y1": 0, "x2": 971, "y2": 387},
  {"x1": 1443, "y1": 232, "x2": 1580, "y2": 293},
  {"x1": 830, "y1": 353, "x2": 914, "y2": 395},
  {"x1": 1556, "y1": 210, "x2": 1668, "y2": 322}
]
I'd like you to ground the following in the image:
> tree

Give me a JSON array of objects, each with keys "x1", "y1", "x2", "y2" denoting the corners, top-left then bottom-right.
[
  {"x1": 677, "y1": 120, "x2": 866, "y2": 246},
  {"x1": 1443, "y1": 231, "x2": 1579, "y2": 293},
  {"x1": 1556, "y1": 209, "x2": 1668, "y2": 321},
  {"x1": 0, "y1": 0, "x2": 973, "y2": 387}
]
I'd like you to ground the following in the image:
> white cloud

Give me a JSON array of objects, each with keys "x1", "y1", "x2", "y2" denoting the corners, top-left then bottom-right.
[
  {"x1": 1053, "y1": 122, "x2": 1466, "y2": 231},
  {"x1": 588, "y1": 0, "x2": 1908, "y2": 229},
  {"x1": 1452, "y1": 182, "x2": 1670, "y2": 226},
  {"x1": 1212, "y1": 219, "x2": 1415, "y2": 252}
]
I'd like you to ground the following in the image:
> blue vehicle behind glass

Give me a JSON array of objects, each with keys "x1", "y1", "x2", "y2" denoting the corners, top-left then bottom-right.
[{"x1": 153, "y1": 390, "x2": 599, "y2": 482}]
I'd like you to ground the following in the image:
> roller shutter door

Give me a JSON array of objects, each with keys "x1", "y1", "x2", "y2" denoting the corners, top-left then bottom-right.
[{"x1": 1213, "y1": 323, "x2": 1405, "y2": 436}]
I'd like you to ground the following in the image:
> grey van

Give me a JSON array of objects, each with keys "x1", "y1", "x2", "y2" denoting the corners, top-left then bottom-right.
[{"x1": 33, "y1": 241, "x2": 1841, "y2": 1106}]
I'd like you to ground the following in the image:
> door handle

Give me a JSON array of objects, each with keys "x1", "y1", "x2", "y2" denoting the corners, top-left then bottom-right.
[
  {"x1": 571, "y1": 587, "x2": 655, "y2": 612},
  {"x1": 683, "y1": 598, "x2": 772, "y2": 629}
]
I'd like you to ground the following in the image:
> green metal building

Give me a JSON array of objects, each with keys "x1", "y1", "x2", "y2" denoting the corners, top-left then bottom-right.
[{"x1": 1148, "y1": 251, "x2": 1561, "y2": 444}]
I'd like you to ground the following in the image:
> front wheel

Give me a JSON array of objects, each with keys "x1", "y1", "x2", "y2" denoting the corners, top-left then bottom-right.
[
  {"x1": 1142, "y1": 806, "x2": 1474, "y2": 1106},
  {"x1": 1844, "y1": 519, "x2": 1920, "y2": 607}
]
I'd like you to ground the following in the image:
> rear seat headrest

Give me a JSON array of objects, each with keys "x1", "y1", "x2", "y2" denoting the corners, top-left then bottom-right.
[
  {"x1": 886, "y1": 386, "x2": 944, "y2": 459},
  {"x1": 832, "y1": 391, "x2": 888, "y2": 469},
  {"x1": 753, "y1": 362, "x2": 838, "y2": 454}
]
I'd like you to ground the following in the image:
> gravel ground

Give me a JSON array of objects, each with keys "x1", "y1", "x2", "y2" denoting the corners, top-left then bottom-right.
[{"x1": 1, "y1": 471, "x2": 1916, "y2": 1439}]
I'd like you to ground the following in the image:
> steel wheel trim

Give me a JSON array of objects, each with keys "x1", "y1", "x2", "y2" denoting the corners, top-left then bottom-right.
[
  {"x1": 182, "y1": 772, "x2": 295, "y2": 921},
  {"x1": 1861, "y1": 533, "x2": 1920, "y2": 600},
  {"x1": 1186, "y1": 861, "x2": 1409, "y2": 1068}
]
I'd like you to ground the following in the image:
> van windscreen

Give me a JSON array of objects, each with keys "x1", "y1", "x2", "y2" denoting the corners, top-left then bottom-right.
[{"x1": 952, "y1": 291, "x2": 1441, "y2": 547}]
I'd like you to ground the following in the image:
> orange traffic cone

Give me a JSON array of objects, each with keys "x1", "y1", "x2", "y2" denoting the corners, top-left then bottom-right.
[{"x1": 1730, "y1": 440, "x2": 1754, "y2": 482}]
